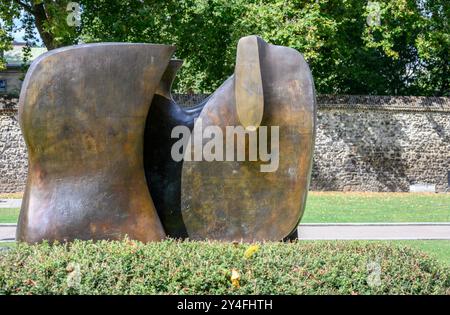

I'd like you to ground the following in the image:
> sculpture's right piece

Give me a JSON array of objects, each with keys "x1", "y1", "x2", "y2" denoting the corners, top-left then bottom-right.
[{"x1": 181, "y1": 35, "x2": 317, "y2": 242}]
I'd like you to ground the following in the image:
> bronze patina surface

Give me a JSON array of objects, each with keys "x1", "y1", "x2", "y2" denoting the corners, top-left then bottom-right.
[
  {"x1": 17, "y1": 43, "x2": 174, "y2": 243},
  {"x1": 144, "y1": 60, "x2": 206, "y2": 238},
  {"x1": 235, "y1": 35, "x2": 264, "y2": 130},
  {"x1": 181, "y1": 36, "x2": 316, "y2": 242},
  {"x1": 17, "y1": 36, "x2": 315, "y2": 243}
]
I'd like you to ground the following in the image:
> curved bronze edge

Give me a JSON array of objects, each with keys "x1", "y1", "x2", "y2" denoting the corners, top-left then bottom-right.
[
  {"x1": 155, "y1": 59, "x2": 183, "y2": 100},
  {"x1": 144, "y1": 60, "x2": 206, "y2": 238},
  {"x1": 180, "y1": 35, "x2": 317, "y2": 242},
  {"x1": 235, "y1": 35, "x2": 264, "y2": 130},
  {"x1": 17, "y1": 43, "x2": 175, "y2": 243}
]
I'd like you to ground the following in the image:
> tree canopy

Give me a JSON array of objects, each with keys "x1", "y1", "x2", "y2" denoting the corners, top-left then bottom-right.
[{"x1": 1, "y1": 0, "x2": 448, "y2": 96}]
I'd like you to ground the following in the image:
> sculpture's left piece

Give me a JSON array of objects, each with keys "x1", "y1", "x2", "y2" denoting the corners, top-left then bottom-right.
[{"x1": 17, "y1": 43, "x2": 175, "y2": 243}]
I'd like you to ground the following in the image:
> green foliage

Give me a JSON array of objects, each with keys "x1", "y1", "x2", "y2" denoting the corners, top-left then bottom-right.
[
  {"x1": 0, "y1": 28, "x2": 12, "y2": 70},
  {"x1": 0, "y1": 0, "x2": 78, "y2": 66},
  {"x1": 0, "y1": 0, "x2": 448, "y2": 95},
  {"x1": 0, "y1": 1, "x2": 16, "y2": 70},
  {"x1": 78, "y1": 0, "x2": 449, "y2": 95},
  {"x1": 0, "y1": 240, "x2": 448, "y2": 294},
  {"x1": 78, "y1": 0, "x2": 247, "y2": 93}
]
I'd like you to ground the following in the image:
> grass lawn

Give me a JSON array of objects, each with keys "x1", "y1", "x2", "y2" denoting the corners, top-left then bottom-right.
[
  {"x1": 1, "y1": 192, "x2": 449, "y2": 224},
  {"x1": 393, "y1": 240, "x2": 450, "y2": 266},
  {"x1": 0, "y1": 242, "x2": 16, "y2": 248},
  {"x1": 0, "y1": 208, "x2": 19, "y2": 224},
  {"x1": 303, "y1": 192, "x2": 450, "y2": 223},
  {"x1": 0, "y1": 192, "x2": 22, "y2": 224}
]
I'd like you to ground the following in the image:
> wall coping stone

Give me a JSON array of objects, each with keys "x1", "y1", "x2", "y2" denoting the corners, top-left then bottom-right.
[
  {"x1": 2, "y1": 95, "x2": 450, "y2": 115},
  {"x1": 316, "y1": 95, "x2": 450, "y2": 112}
]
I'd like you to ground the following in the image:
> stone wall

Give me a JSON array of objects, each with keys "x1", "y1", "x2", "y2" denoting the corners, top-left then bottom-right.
[
  {"x1": 1, "y1": 95, "x2": 449, "y2": 193},
  {"x1": 311, "y1": 96, "x2": 450, "y2": 192},
  {"x1": 0, "y1": 97, "x2": 27, "y2": 193}
]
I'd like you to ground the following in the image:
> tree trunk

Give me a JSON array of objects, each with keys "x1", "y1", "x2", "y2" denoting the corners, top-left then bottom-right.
[{"x1": 32, "y1": 3, "x2": 56, "y2": 50}]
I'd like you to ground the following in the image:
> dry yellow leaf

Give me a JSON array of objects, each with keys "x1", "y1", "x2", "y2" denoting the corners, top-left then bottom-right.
[
  {"x1": 244, "y1": 244, "x2": 260, "y2": 259},
  {"x1": 231, "y1": 269, "x2": 240, "y2": 288}
]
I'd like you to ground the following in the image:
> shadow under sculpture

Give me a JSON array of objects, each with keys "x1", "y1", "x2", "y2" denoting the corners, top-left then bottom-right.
[
  {"x1": 17, "y1": 43, "x2": 173, "y2": 243},
  {"x1": 17, "y1": 36, "x2": 316, "y2": 243}
]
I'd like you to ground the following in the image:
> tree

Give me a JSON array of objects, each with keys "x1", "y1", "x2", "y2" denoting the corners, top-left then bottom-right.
[
  {"x1": 77, "y1": 0, "x2": 247, "y2": 93},
  {"x1": 0, "y1": 24, "x2": 12, "y2": 70},
  {"x1": 0, "y1": 0, "x2": 78, "y2": 69},
  {"x1": 232, "y1": 0, "x2": 448, "y2": 96},
  {"x1": 78, "y1": 0, "x2": 448, "y2": 96},
  {"x1": 1, "y1": 0, "x2": 448, "y2": 96},
  {"x1": 1, "y1": 1, "x2": 78, "y2": 49}
]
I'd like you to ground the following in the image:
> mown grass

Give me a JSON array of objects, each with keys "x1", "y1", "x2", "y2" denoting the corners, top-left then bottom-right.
[
  {"x1": 303, "y1": 192, "x2": 450, "y2": 223},
  {"x1": 0, "y1": 239, "x2": 448, "y2": 295},
  {"x1": 2, "y1": 192, "x2": 448, "y2": 224},
  {"x1": 0, "y1": 208, "x2": 19, "y2": 224},
  {"x1": 0, "y1": 242, "x2": 16, "y2": 248},
  {"x1": 0, "y1": 193, "x2": 21, "y2": 224}
]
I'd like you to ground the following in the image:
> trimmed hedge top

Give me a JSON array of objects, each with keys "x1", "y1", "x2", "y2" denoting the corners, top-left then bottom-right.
[{"x1": 0, "y1": 240, "x2": 448, "y2": 295}]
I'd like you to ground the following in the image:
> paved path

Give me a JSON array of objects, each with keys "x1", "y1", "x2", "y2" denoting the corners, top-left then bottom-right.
[
  {"x1": 297, "y1": 223, "x2": 450, "y2": 240},
  {"x1": 1, "y1": 223, "x2": 449, "y2": 242},
  {"x1": 0, "y1": 199, "x2": 22, "y2": 208},
  {"x1": 0, "y1": 224, "x2": 17, "y2": 242}
]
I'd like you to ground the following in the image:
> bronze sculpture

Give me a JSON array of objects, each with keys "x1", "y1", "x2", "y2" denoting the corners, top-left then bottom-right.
[
  {"x1": 17, "y1": 36, "x2": 316, "y2": 243},
  {"x1": 180, "y1": 36, "x2": 316, "y2": 241},
  {"x1": 144, "y1": 60, "x2": 205, "y2": 238},
  {"x1": 17, "y1": 43, "x2": 173, "y2": 243}
]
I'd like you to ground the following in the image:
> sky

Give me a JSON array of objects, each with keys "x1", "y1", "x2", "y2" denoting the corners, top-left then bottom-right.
[
  {"x1": 12, "y1": 28, "x2": 25, "y2": 42},
  {"x1": 12, "y1": 18, "x2": 42, "y2": 45}
]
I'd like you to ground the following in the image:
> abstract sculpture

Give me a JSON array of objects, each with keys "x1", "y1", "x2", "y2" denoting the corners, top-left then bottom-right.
[
  {"x1": 17, "y1": 36, "x2": 316, "y2": 243},
  {"x1": 17, "y1": 43, "x2": 173, "y2": 242},
  {"x1": 181, "y1": 36, "x2": 316, "y2": 241},
  {"x1": 144, "y1": 59, "x2": 205, "y2": 238}
]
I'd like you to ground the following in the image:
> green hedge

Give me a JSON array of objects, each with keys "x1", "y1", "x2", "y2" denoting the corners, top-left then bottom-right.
[{"x1": 0, "y1": 240, "x2": 448, "y2": 295}]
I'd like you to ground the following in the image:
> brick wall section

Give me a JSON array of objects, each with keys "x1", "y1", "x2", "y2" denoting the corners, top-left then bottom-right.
[{"x1": 1, "y1": 95, "x2": 449, "y2": 193}]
